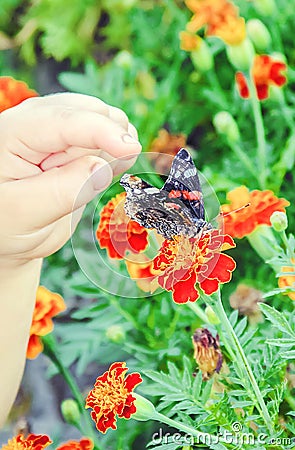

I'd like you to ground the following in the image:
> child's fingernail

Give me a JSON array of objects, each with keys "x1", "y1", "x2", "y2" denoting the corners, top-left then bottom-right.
[
  {"x1": 121, "y1": 133, "x2": 140, "y2": 145},
  {"x1": 91, "y1": 163, "x2": 112, "y2": 191}
]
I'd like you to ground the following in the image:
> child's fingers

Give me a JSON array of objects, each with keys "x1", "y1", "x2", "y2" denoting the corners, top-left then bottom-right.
[
  {"x1": 3, "y1": 155, "x2": 113, "y2": 229},
  {"x1": 1, "y1": 105, "x2": 141, "y2": 163},
  {"x1": 22, "y1": 93, "x2": 129, "y2": 131}
]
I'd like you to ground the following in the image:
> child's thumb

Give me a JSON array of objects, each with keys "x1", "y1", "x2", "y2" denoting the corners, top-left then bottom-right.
[{"x1": 8, "y1": 155, "x2": 113, "y2": 229}]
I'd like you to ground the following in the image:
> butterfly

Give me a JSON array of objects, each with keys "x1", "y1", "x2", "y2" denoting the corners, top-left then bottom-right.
[{"x1": 119, "y1": 148, "x2": 213, "y2": 240}]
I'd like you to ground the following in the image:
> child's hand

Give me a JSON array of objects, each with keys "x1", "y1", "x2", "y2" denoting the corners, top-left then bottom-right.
[{"x1": 0, "y1": 93, "x2": 141, "y2": 263}]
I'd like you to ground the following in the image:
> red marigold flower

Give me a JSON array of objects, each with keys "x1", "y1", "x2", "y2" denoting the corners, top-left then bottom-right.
[
  {"x1": 0, "y1": 77, "x2": 38, "y2": 113},
  {"x1": 1, "y1": 434, "x2": 52, "y2": 450},
  {"x1": 220, "y1": 186, "x2": 290, "y2": 239},
  {"x1": 278, "y1": 266, "x2": 295, "y2": 301},
  {"x1": 152, "y1": 230, "x2": 236, "y2": 304},
  {"x1": 56, "y1": 439, "x2": 93, "y2": 450},
  {"x1": 96, "y1": 192, "x2": 148, "y2": 259},
  {"x1": 236, "y1": 55, "x2": 287, "y2": 100},
  {"x1": 27, "y1": 286, "x2": 66, "y2": 359},
  {"x1": 85, "y1": 362, "x2": 143, "y2": 433},
  {"x1": 184, "y1": 0, "x2": 246, "y2": 45}
]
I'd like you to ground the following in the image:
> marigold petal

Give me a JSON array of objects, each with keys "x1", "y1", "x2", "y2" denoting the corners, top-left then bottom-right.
[
  {"x1": 26, "y1": 334, "x2": 43, "y2": 359},
  {"x1": 199, "y1": 277, "x2": 219, "y2": 295}
]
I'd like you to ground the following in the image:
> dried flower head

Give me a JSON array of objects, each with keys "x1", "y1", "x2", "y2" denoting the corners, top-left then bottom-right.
[
  {"x1": 192, "y1": 328, "x2": 223, "y2": 380},
  {"x1": 230, "y1": 284, "x2": 264, "y2": 322}
]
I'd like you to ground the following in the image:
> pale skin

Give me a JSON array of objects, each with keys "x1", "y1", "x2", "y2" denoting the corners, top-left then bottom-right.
[{"x1": 0, "y1": 93, "x2": 142, "y2": 427}]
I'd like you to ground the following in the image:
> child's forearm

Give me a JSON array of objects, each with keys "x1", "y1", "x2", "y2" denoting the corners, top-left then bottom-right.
[{"x1": 0, "y1": 258, "x2": 42, "y2": 427}]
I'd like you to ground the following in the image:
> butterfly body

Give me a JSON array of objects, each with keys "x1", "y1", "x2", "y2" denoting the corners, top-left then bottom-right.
[{"x1": 120, "y1": 148, "x2": 212, "y2": 240}]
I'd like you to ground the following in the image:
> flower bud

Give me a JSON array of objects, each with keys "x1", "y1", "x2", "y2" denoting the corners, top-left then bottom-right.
[
  {"x1": 114, "y1": 50, "x2": 133, "y2": 69},
  {"x1": 213, "y1": 111, "x2": 240, "y2": 142},
  {"x1": 226, "y1": 38, "x2": 255, "y2": 71},
  {"x1": 132, "y1": 393, "x2": 157, "y2": 421},
  {"x1": 205, "y1": 306, "x2": 220, "y2": 325},
  {"x1": 253, "y1": 0, "x2": 276, "y2": 16},
  {"x1": 246, "y1": 19, "x2": 271, "y2": 52},
  {"x1": 106, "y1": 324, "x2": 126, "y2": 343},
  {"x1": 136, "y1": 71, "x2": 156, "y2": 99},
  {"x1": 61, "y1": 399, "x2": 81, "y2": 425},
  {"x1": 268, "y1": 85, "x2": 284, "y2": 102},
  {"x1": 270, "y1": 211, "x2": 288, "y2": 232},
  {"x1": 190, "y1": 39, "x2": 214, "y2": 73}
]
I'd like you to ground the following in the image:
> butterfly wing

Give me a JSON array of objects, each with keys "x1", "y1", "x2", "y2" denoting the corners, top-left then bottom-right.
[
  {"x1": 120, "y1": 173, "x2": 199, "y2": 239},
  {"x1": 161, "y1": 148, "x2": 205, "y2": 221}
]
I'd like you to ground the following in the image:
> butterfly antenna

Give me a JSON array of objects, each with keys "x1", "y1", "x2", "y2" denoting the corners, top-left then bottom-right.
[{"x1": 221, "y1": 203, "x2": 251, "y2": 218}]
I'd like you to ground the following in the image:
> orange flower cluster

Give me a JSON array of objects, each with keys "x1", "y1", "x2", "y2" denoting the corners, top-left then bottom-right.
[
  {"x1": 220, "y1": 186, "x2": 289, "y2": 239},
  {"x1": 27, "y1": 286, "x2": 66, "y2": 359},
  {"x1": 183, "y1": 0, "x2": 246, "y2": 47},
  {"x1": 278, "y1": 266, "x2": 295, "y2": 301},
  {"x1": 152, "y1": 230, "x2": 236, "y2": 304},
  {"x1": 1, "y1": 436, "x2": 93, "y2": 450},
  {"x1": 56, "y1": 439, "x2": 93, "y2": 450},
  {"x1": 1, "y1": 434, "x2": 52, "y2": 450},
  {"x1": 236, "y1": 55, "x2": 287, "y2": 100},
  {"x1": 0, "y1": 77, "x2": 38, "y2": 113},
  {"x1": 96, "y1": 192, "x2": 148, "y2": 259},
  {"x1": 85, "y1": 362, "x2": 142, "y2": 433}
]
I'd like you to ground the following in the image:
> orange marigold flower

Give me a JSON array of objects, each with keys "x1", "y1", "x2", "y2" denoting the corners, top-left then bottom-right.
[
  {"x1": 56, "y1": 439, "x2": 93, "y2": 450},
  {"x1": 152, "y1": 230, "x2": 236, "y2": 304},
  {"x1": 125, "y1": 253, "x2": 161, "y2": 293},
  {"x1": 179, "y1": 31, "x2": 202, "y2": 51},
  {"x1": 184, "y1": 0, "x2": 246, "y2": 45},
  {"x1": 278, "y1": 266, "x2": 295, "y2": 301},
  {"x1": 1, "y1": 434, "x2": 52, "y2": 450},
  {"x1": 85, "y1": 362, "x2": 143, "y2": 433},
  {"x1": 0, "y1": 77, "x2": 38, "y2": 113},
  {"x1": 236, "y1": 55, "x2": 287, "y2": 100},
  {"x1": 96, "y1": 192, "x2": 148, "y2": 259},
  {"x1": 27, "y1": 286, "x2": 66, "y2": 359},
  {"x1": 220, "y1": 186, "x2": 290, "y2": 239},
  {"x1": 148, "y1": 129, "x2": 187, "y2": 174}
]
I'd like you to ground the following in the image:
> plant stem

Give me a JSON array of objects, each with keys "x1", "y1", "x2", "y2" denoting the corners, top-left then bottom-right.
[
  {"x1": 42, "y1": 336, "x2": 99, "y2": 446},
  {"x1": 187, "y1": 301, "x2": 210, "y2": 324},
  {"x1": 228, "y1": 141, "x2": 262, "y2": 187},
  {"x1": 247, "y1": 74, "x2": 268, "y2": 188},
  {"x1": 203, "y1": 291, "x2": 274, "y2": 434}
]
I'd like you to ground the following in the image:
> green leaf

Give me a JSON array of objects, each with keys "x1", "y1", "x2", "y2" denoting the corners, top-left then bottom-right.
[
  {"x1": 259, "y1": 303, "x2": 295, "y2": 337},
  {"x1": 280, "y1": 350, "x2": 295, "y2": 360},
  {"x1": 266, "y1": 338, "x2": 295, "y2": 347}
]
